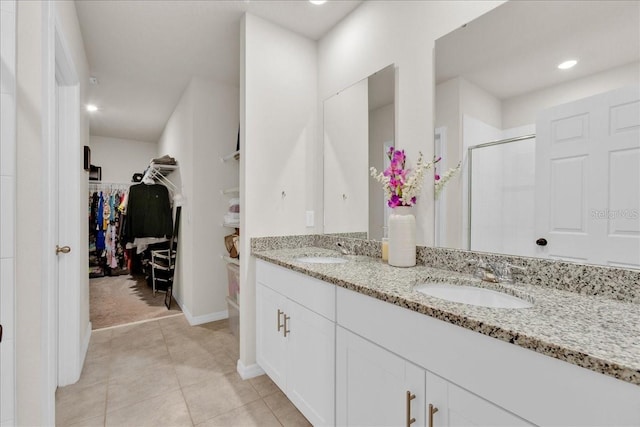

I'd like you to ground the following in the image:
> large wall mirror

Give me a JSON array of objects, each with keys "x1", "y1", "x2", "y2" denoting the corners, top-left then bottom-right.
[
  {"x1": 435, "y1": 1, "x2": 640, "y2": 268},
  {"x1": 323, "y1": 64, "x2": 395, "y2": 240}
]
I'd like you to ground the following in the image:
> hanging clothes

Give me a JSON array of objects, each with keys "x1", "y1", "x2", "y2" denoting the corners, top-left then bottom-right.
[
  {"x1": 88, "y1": 184, "x2": 130, "y2": 277},
  {"x1": 123, "y1": 183, "x2": 173, "y2": 243},
  {"x1": 96, "y1": 192, "x2": 105, "y2": 251}
]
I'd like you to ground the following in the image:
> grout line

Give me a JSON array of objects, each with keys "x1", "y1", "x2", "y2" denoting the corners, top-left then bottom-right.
[
  {"x1": 261, "y1": 396, "x2": 285, "y2": 427},
  {"x1": 103, "y1": 331, "x2": 112, "y2": 427},
  {"x1": 160, "y1": 316, "x2": 196, "y2": 427},
  {"x1": 93, "y1": 312, "x2": 185, "y2": 332}
]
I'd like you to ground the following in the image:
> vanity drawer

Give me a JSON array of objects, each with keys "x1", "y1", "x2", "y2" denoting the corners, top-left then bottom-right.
[{"x1": 256, "y1": 259, "x2": 335, "y2": 321}]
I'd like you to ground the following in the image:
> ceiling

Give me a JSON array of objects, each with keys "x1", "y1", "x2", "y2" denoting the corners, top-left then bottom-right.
[
  {"x1": 75, "y1": 0, "x2": 362, "y2": 143},
  {"x1": 435, "y1": 1, "x2": 640, "y2": 100}
]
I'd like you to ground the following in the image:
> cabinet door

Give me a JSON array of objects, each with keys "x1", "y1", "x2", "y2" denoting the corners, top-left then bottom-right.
[
  {"x1": 336, "y1": 326, "x2": 425, "y2": 427},
  {"x1": 256, "y1": 283, "x2": 287, "y2": 391},
  {"x1": 426, "y1": 372, "x2": 533, "y2": 426},
  {"x1": 287, "y1": 300, "x2": 335, "y2": 426}
]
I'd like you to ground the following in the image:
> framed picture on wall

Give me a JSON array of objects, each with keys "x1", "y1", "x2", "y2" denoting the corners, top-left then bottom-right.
[
  {"x1": 84, "y1": 146, "x2": 91, "y2": 171},
  {"x1": 89, "y1": 165, "x2": 102, "y2": 181}
]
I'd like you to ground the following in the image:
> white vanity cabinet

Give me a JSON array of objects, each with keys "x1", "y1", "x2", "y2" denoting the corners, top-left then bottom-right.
[
  {"x1": 336, "y1": 326, "x2": 426, "y2": 427},
  {"x1": 425, "y1": 372, "x2": 532, "y2": 427},
  {"x1": 256, "y1": 260, "x2": 335, "y2": 426},
  {"x1": 256, "y1": 259, "x2": 639, "y2": 426},
  {"x1": 336, "y1": 326, "x2": 531, "y2": 427},
  {"x1": 336, "y1": 286, "x2": 640, "y2": 427}
]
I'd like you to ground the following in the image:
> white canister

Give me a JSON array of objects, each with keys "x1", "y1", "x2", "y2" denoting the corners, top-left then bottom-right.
[{"x1": 388, "y1": 206, "x2": 416, "y2": 267}]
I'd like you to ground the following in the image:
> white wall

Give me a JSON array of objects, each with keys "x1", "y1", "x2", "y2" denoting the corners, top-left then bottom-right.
[
  {"x1": 191, "y1": 77, "x2": 239, "y2": 319},
  {"x1": 324, "y1": 78, "x2": 368, "y2": 234},
  {"x1": 435, "y1": 76, "x2": 503, "y2": 248},
  {"x1": 89, "y1": 136, "x2": 157, "y2": 183},
  {"x1": 158, "y1": 81, "x2": 194, "y2": 316},
  {"x1": 14, "y1": 0, "x2": 91, "y2": 423},
  {"x1": 318, "y1": 0, "x2": 505, "y2": 246},
  {"x1": 503, "y1": 61, "x2": 640, "y2": 129},
  {"x1": 15, "y1": 4, "x2": 44, "y2": 423},
  {"x1": 0, "y1": 1, "x2": 17, "y2": 425},
  {"x1": 240, "y1": 13, "x2": 318, "y2": 375},
  {"x1": 369, "y1": 102, "x2": 394, "y2": 240},
  {"x1": 435, "y1": 78, "x2": 460, "y2": 248},
  {"x1": 157, "y1": 76, "x2": 239, "y2": 322}
]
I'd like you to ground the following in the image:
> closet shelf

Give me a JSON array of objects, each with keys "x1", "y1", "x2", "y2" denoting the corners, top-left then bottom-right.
[
  {"x1": 223, "y1": 221, "x2": 240, "y2": 228},
  {"x1": 221, "y1": 150, "x2": 240, "y2": 162},
  {"x1": 221, "y1": 255, "x2": 240, "y2": 266},
  {"x1": 221, "y1": 187, "x2": 240, "y2": 195},
  {"x1": 142, "y1": 162, "x2": 179, "y2": 195}
]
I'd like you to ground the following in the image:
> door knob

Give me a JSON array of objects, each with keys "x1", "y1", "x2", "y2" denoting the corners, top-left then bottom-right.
[
  {"x1": 56, "y1": 245, "x2": 71, "y2": 255},
  {"x1": 535, "y1": 238, "x2": 548, "y2": 246}
]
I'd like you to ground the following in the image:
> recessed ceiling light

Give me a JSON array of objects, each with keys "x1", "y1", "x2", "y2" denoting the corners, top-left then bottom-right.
[
  {"x1": 86, "y1": 104, "x2": 98, "y2": 112},
  {"x1": 557, "y1": 59, "x2": 578, "y2": 70},
  {"x1": 309, "y1": 0, "x2": 327, "y2": 5}
]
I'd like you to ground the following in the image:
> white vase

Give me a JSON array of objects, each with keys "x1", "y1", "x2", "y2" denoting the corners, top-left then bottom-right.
[{"x1": 388, "y1": 206, "x2": 416, "y2": 267}]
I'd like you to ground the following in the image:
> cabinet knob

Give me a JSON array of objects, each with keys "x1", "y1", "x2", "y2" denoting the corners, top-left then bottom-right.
[
  {"x1": 406, "y1": 391, "x2": 416, "y2": 426},
  {"x1": 536, "y1": 238, "x2": 548, "y2": 246}
]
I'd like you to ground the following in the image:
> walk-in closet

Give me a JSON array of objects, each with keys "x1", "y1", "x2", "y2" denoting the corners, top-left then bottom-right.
[{"x1": 87, "y1": 152, "x2": 183, "y2": 329}]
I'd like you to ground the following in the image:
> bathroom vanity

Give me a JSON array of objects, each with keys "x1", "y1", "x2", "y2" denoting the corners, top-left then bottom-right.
[{"x1": 254, "y1": 244, "x2": 640, "y2": 427}]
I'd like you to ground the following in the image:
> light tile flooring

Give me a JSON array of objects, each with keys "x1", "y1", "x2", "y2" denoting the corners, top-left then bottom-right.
[{"x1": 56, "y1": 315, "x2": 311, "y2": 427}]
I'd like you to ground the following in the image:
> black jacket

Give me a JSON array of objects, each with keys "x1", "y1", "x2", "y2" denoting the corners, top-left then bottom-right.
[{"x1": 123, "y1": 184, "x2": 173, "y2": 243}]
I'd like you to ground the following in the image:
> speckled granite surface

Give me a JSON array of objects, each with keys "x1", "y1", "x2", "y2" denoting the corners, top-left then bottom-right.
[
  {"x1": 416, "y1": 246, "x2": 640, "y2": 304},
  {"x1": 251, "y1": 243, "x2": 640, "y2": 386}
]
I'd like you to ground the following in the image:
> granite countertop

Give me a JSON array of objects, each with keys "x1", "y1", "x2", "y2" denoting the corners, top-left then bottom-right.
[{"x1": 253, "y1": 246, "x2": 640, "y2": 386}]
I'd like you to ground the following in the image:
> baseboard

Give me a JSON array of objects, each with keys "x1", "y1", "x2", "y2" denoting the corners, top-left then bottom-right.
[
  {"x1": 237, "y1": 360, "x2": 265, "y2": 380},
  {"x1": 172, "y1": 287, "x2": 184, "y2": 308},
  {"x1": 177, "y1": 301, "x2": 229, "y2": 326}
]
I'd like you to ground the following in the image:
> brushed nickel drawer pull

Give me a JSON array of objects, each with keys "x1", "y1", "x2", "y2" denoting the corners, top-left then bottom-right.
[
  {"x1": 277, "y1": 309, "x2": 284, "y2": 332},
  {"x1": 406, "y1": 391, "x2": 416, "y2": 426},
  {"x1": 283, "y1": 314, "x2": 290, "y2": 337},
  {"x1": 429, "y1": 403, "x2": 439, "y2": 427}
]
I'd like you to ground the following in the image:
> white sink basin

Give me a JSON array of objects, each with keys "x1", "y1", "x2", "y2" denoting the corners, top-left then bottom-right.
[
  {"x1": 415, "y1": 283, "x2": 533, "y2": 309},
  {"x1": 295, "y1": 256, "x2": 348, "y2": 264}
]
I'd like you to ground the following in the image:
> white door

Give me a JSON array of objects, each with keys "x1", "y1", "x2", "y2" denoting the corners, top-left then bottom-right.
[
  {"x1": 256, "y1": 283, "x2": 287, "y2": 392},
  {"x1": 53, "y1": 21, "x2": 85, "y2": 391},
  {"x1": 535, "y1": 86, "x2": 640, "y2": 267},
  {"x1": 286, "y1": 300, "x2": 335, "y2": 426},
  {"x1": 425, "y1": 372, "x2": 533, "y2": 426},
  {"x1": 336, "y1": 326, "x2": 425, "y2": 427}
]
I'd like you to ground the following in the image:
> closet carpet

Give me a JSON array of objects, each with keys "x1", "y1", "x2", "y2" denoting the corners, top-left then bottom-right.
[{"x1": 90, "y1": 275, "x2": 181, "y2": 330}]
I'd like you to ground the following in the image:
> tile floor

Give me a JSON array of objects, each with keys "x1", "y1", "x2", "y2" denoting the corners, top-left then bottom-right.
[{"x1": 56, "y1": 315, "x2": 311, "y2": 427}]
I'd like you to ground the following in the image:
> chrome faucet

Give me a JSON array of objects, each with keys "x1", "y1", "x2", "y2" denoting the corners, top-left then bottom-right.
[
  {"x1": 336, "y1": 242, "x2": 349, "y2": 255},
  {"x1": 471, "y1": 258, "x2": 526, "y2": 284},
  {"x1": 336, "y1": 241, "x2": 361, "y2": 256}
]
